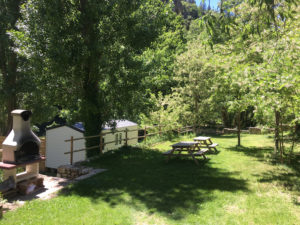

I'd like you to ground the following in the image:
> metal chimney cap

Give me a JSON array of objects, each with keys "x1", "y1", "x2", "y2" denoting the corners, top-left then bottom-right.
[{"x1": 11, "y1": 109, "x2": 32, "y2": 121}]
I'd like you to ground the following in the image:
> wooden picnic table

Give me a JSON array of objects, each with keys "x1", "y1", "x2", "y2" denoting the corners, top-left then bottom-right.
[
  {"x1": 193, "y1": 136, "x2": 218, "y2": 152},
  {"x1": 163, "y1": 141, "x2": 207, "y2": 165}
]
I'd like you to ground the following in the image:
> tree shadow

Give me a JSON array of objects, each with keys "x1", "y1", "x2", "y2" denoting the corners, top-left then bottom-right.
[
  {"x1": 225, "y1": 145, "x2": 275, "y2": 161},
  {"x1": 60, "y1": 146, "x2": 249, "y2": 220},
  {"x1": 256, "y1": 170, "x2": 300, "y2": 193},
  {"x1": 289, "y1": 156, "x2": 300, "y2": 173},
  {"x1": 226, "y1": 145, "x2": 300, "y2": 205},
  {"x1": 226, "y1": 145, "x2": 300, "y2": 172},
  {"x1": 254, "y1": 168, "x2": 300, "y2": 206},
  {"x1": 258, "y1": 153, "x2": 300, "y2": 195}
]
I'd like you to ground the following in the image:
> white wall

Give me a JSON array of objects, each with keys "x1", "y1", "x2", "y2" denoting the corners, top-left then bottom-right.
[
  {"x1": 46, "y1": 124, "x2": 138, "y2": 168},
  {"x1": 46, "y1": 126, "x2": 86, "y2": 169},
  {"x1": 102, "y1": 125, "x2": 138, "y2": 151}
]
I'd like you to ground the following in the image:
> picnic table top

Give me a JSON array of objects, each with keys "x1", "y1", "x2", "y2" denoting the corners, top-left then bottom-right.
[
  {"x1": 172, "y1": 141, "x2": 198, "y2": 147},
  {"x1": 193, "y1": 136, "x2": 211, "y2": 141}
]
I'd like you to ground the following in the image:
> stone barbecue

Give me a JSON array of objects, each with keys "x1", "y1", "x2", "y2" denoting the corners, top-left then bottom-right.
[
  {"x1": 0, "y1": 109, "x2": 45, "y2": 196},
  {"x1": 2, "y1": 110, "x2": 41, "y2": 163}
]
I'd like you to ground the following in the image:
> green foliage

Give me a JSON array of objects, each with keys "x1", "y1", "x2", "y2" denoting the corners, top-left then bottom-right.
[
  {"x1": 0, "y1": 0, "x2": 23, "y2": 134},
  {"x1": 13, "y1": 0, "x2": 177, "y2": 157},
  {"x1": 0, "y1": 0, "x2": 298, "y2": 160},
  {"x1": 0, "y1": 0, "x2": 66, "y2": 128},
  {"x1": 141, "y1": 12, "x2": 186, "y2": 96},
  {"x1": 181, "y1": 0, "x2": 199, "y2": 27},
  {"x1": 140, "y1": 92, "x2": 182, "y2": 129},
  {"x1": 173, "y1": 42, "x2": 220, "y2": 126},
  {"x1": 253, "y1": 7, "x2": 300, "y2": 127},
  {"x1": 143, "y1": 1, "x2": 299, "y2": 150}
]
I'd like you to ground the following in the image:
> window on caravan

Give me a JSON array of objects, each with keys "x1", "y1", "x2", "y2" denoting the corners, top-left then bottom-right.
[{"x1": 115, "y1": 134, "x2": 118, "y2": 145}]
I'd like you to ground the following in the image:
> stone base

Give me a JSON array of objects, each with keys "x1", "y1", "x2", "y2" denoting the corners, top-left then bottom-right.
[
  {"x1": 57, "y1": 165, "x2": 93, "y2": 179},
  {"x1": 17, "y1": 176, "x2": 44, "y2": 195},
  {"x1": 249, "y1": 127, "x2": 262, "y2": 134},
  {"x1": 0, "y1": 158, "x2": 45, "y2": 189},
  {"x1": 2, "y1": 188, "x2": 18, "y2": 199},
  {"x1": 223, "y1": 128, "x2": 238, "y2": 134}
]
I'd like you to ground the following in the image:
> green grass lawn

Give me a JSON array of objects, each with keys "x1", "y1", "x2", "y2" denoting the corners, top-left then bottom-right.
[{"x1": 1, "y1": 134, "x2": 300, "y2": 225}]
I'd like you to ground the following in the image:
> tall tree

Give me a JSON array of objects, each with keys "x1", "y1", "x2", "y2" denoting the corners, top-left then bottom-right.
[
  {"x1": 173, "y1": 0, "x2": 184, "y2": 14},
  {"x1": 19, "y1": 0, "x2": 174, "y2": 156},
  {"x1": 141, "y1": 14, "x2": 186, "y2": 96},
  {"x1": 0, "y1": 0, "x2": 23, "y2": 134}
]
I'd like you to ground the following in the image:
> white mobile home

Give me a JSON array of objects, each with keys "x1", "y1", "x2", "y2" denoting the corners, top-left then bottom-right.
[
  {"x1": 45, "y1": 120, "x2": 138, "y2": 169},
  {"x1": 100, "y1": 120, "x2": 138, "y2": 151}
]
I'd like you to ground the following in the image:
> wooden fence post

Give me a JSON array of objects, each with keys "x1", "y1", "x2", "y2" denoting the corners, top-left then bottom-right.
[
  {"x1": 178, "y1": 127, "x2": 180, "y2": 135},
  {"x1": 100, "y1": 133, "x2": 103, "y2": 154},
  {"x1": 70, "y1": 136, "x2": 74, "y2": 165},
  {"x1": 144, "y1": 126, "x2": 147, "y2": 143},
  {"x1": 125, "y1": 128, "x2": 128, "y2": 146}
]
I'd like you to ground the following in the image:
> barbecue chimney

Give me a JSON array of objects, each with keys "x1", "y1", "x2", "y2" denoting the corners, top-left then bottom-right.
[{"x1": 2, "y1": 109, "x2": 41, "y2": 164}]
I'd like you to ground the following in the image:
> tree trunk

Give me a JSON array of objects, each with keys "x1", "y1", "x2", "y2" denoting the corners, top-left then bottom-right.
[
  {"x1": 193, "y1": 88, "x2": 199, "y2": 127},
  {"x1": 237, "y1": 111, "x2": 241, "y2": 146},
  {"x1": 0, "y1": 1, "x2": 22, "y2": 135},
  {"x1": 81, "y1": 75, "x2": 102, "y2": 158},
  {"x1": 79, "y1": 0, "x2": 103, "y2": 158},
  {"x1": 5, "y1": 92, "x2": 17, "y2": 135},
  {"x1": 280, "y1": 119, "x2": 284, "y2": 163},
  {"x1": 274, "y1": 110, "x2": 280, "y2": 154},
  {"x1": 220, "y1": 0, "x2": 224, "y2": 13},
  {"x1": 221, "y1": 107, "x2": 233, "y2": 128},
  {"x1": 173, "y1": 0, "x2": 183, "y2": 14},
  {"x1": 4, "y1": 51, "x2": 18, "y2": 134},
  {"x1": 295, "y1": 122, "x2": 300, "y2": 138},
  {"x1": 194, "y1": 97, "x2": 199, "y2": 127}
]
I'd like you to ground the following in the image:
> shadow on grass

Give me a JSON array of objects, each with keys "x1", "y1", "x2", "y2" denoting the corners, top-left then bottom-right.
[
  {"x1": 226, "y1": 145, "x2": 300, "y2": 171},
  {"x1": 257, "y1": 152, "x2": 300, "y2": 196},
  {"x1": 225, "y1": 145, "x2": 274, "y2": 160},
  {"x1": 60, "y1": 146, "x2": 249, "y2": 220},
  {"x1": 226, "y1": 145, "x2": 300, "y2": 204},
  {"x1": 257, "y1": 170, "x2": 300, "y2": 193}
]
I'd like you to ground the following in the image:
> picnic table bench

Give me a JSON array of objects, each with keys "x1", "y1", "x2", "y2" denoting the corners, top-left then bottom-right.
[
  {"x1": 163, "y1": 141, "x2": 208, "y2": 165},
  {"x1": 193, "y1": 136, "x2": 218, "y2": 152}
]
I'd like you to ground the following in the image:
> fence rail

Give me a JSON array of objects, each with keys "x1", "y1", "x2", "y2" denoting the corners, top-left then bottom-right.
[{"x1": 64, "y1": 125, "x2": 195, "y2": 165}]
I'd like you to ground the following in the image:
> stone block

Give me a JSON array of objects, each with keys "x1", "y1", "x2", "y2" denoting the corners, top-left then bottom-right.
[
  {"x1": 223, "y1": 128, "x2": 237, "y2": 134},
  {"x1": 56, "y1": 165, "x2": 93, "y2": 179},
  {"x1": 241, "y1": 130, "x2": 250, "y2": 134},
  {"x1": 249, "y1": 127, "x2": 261, "y2": 134}
]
